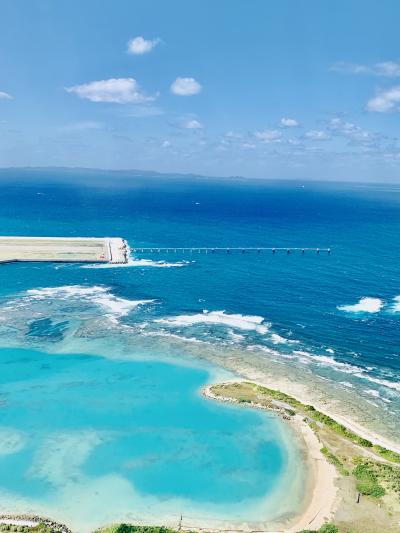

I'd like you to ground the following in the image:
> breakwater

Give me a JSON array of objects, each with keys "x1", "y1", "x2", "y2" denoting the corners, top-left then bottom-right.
[
  {"x1": 0, "y1": 237, "x2": 128, "y2": 264},
  {"x1": 0, "y1": 514, "x2": 72, "y2": 533}
]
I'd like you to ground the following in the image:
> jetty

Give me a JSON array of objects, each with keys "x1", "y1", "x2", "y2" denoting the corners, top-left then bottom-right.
[
  {"x1": 0, "y1": 236, "x2": 128, "y2": 264},
  {"x1": 130, "y1": 246, "x2": 331, "y2": 254}
]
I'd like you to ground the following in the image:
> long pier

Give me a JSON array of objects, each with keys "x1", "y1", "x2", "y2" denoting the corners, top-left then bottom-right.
[{"x1": 131, "y1": 247, "x2": 331, "y2": 254}]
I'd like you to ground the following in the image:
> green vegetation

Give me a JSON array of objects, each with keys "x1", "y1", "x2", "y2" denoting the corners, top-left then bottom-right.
[
  {"x1": 298, "y1": 523, "x2": 339, "y2": 533},
  {"x1": 94, "y1": 525, "x2": 198, "y2": 533},
  {"x1": 211, "y1": 382, "x2": 400, "y2": 463},
  {"x1": 303, "y1": 406, "x2": 372, "y2": 448},
  {"x1": 372, "y1": 445, "x2": 400, "y2": 463},
  {"x1": 353, "y1": 462, "x2": 385, "y2": 498},
  {"x1": 0, "y1": 524, "x2": 62, "y2": 533},
  {"x1": 96, "y1": 523, "x2": 340, "y2": 533},
  {"x1": 321, "y1": 446, "x2": 349, "y2": 476},
  {"x1": 353, "y1": 457, "x2": 400, "y2": 499}
]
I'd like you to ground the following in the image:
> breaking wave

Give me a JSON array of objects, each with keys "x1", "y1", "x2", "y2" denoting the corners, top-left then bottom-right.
[
  {"x1": 15, "y1": 285, "x2": 155, "y2": 320},
  {"x1": 337, "y1": 297, "x2": 384, "y2": 314},
  {"x1": 390, "y1": 295, "x2": 400, "y2": 313},
  {"x1": 155, "y1": 310, "x2": 270, "y2": 334},
  {"x1": 81, "y1": 258, "x2": 191, "y2": 269}
]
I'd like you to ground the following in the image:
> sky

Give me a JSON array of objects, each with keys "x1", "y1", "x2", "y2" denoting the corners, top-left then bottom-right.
[{"x1": 1, "y1": 0, "x2": 400, "y2": 181}]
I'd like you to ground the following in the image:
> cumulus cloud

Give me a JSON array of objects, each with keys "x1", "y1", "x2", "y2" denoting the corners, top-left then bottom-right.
[
  {"x1": 0, "y1": 91, "x2": 12, "y2": 100},
  {"x1": 183, "y1": 119, "x2": 203, "y2": 129},
  {"x1": 280, "y1": 117, "x2": 299, "y2": 127},
  {"x1": 127, "y1": 36, "x2": 160, "y2": 55},
  {"x1": 305, "y1": 130, "x2": 329, "y2": 140},
  {"x1": 331, "y1": 61, "x2": 400, "y2": 77},
  {"x1": 170, "y1": 77, "x2": 202, "y2": 96},
  {"x1": 254, "y1": 129, "x2": 281, "y2": 143},
  {"x1": 367, "y1": 86, "x2": 400, "y2": 112},
  {"x1": 65, "y1": 78, "x2": 155, "y2": 104}
]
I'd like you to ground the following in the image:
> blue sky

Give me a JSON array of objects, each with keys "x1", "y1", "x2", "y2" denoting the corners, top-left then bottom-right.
[{"x1": 1, "y1": 0, "x2": 400, "y2": 181}]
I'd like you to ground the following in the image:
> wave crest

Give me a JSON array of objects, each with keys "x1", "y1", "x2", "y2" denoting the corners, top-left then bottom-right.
[
  {"x1": 156, "y1": 310, "x2": 270, "y2": 334},
  {"x1": 338, "y1": 297, "x2": 384, "y2": 314}
]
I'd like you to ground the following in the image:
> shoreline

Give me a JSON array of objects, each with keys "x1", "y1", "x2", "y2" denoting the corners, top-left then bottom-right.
[
  {"x1": 210, "y1": 359, "x2": 400, "y2": 455},
  {"x1": 244, "y1": 377, "x2": 400, "y2": 455},
  {"x1": 202, "y1": 383, "x2": 339, "y2": 532}
]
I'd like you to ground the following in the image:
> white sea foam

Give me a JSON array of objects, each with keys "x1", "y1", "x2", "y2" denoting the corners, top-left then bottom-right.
[
  {"x1": 82, "y1": 258, "x2": 190, "y2": 269},
  {"x1": 339, "y1": 381, "x2": 354, "y2": 388},
  {"x1": 290, "y1": 349, "x2": 400, "y2": 393},
  {"x1": 25, "y1": 285, "x2": 154, "y2": 319},
  {"x1": 26, "y1": 285, "x2": 108, "y2": 299},
  {"x1": 337, "y1": 297, "x2": 384, "y2": 314},
  {"x1": 270, "y1": 333, "x2": 288, "y2": 345},
  {"x1": 228, "y1": 330, "x2": 246, "y2": 342},
  {"x1": 156, "y1": 310, "x2": 269, "y2": 334},
  {"x1": 365, "y1": 389, "x2": 380, "y2": 398},
  {"x1": 355, "y1": 373, "x2": 400, "y2": 392},
  {"x1": 142, "y1": 330, "x2": 206, "y2": 344},
  {"x1": 390, "y1": 295, "x2": 400, "y2": 312}
]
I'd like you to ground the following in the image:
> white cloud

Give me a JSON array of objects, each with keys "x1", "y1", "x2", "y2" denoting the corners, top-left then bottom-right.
[
  {"x1": 305, "y1": 130, "x2": 329, "y2": 140},
  {"x1": 162, "y1": 140, "x2": 171, "y2": 148},
  {"x1": 280, "y1": 117, "x2": 299, "y2": 127},
  {"x1": 328, "y1": 118, "x2": 374, "y2": 143},
  {"x1": 65, "y1": 78, "x2": 154, "y2": 104},
  {"x1": 183, "y1": 119, "x2": 203, "y2": 129},
  {"x1": 367, "y1": 86, "x2": 400, "y2": 112},
  {"x1": 254, "y1": 129, "x2": 281, "y2": 143},
  {"x1": 0, "y1": 91, "x2": 12, "y2": 100},
  {"x1": 331, "y1": 61, "x2": 400, "y2": 77},
  {"x1": 127, "y1": 36, "x2": 160, "y2": 55},
  {"x1": 170, "y1": 77, "x2": 202, "y2": 96}
]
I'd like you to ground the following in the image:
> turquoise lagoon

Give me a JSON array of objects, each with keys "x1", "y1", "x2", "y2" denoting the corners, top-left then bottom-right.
[{"x1": 0, "y1": 344, "x2": 305, "y2": 532}]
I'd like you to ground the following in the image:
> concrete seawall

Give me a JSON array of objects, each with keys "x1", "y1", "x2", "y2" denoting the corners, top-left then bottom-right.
[{"x1": 0, "y1": 236, "x2": 128, "y2": 264}]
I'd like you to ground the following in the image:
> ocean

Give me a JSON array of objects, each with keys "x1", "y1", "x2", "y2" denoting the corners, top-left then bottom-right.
[{"x1": 0, "y1": 170, "x2": 399, "y2": 530}]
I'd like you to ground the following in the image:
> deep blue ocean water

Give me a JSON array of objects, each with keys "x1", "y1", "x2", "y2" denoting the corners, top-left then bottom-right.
[{"x1": 0, "y1": 170, "x2": 399, "y2": 529}]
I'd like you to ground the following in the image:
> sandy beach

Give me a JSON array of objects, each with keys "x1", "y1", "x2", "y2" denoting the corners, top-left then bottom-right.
[{"x1": 202, "y1": 383, "x2": 339, "y2": 532}]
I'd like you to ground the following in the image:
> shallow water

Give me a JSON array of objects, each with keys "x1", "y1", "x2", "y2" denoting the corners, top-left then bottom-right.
[{"x1": 0, "y1": 347, "x2": 304, "y2": 531}]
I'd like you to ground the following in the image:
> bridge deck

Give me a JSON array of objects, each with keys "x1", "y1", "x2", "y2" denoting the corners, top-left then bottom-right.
[{"x1": 131, "y1": 247, "x2": 331, "y2": 254}]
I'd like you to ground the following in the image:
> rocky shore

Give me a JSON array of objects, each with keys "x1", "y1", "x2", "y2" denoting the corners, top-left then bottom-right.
[{"x1": 0, "y1": 514, "x2": 72, "y2": 533}]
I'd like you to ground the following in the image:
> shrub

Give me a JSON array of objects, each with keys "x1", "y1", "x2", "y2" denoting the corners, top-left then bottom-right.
[
  {"x1": 353, "y1": 463, "x2": 385, "y2": 498},
  {"x1": 319, "y1": 524, "x2": 339, "y2": 533}
]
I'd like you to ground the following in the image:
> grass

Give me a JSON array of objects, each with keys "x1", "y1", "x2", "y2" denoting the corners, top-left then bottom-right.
[
  {"x1": 321, "y1": 446, "x2": 349, "y2": 476},
  {"x1": 353, "y1": 457, "x2": 400, "y2": 499},
  {"x1": 210, "y1": 382, "x2": 400, "y2": 463}
]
